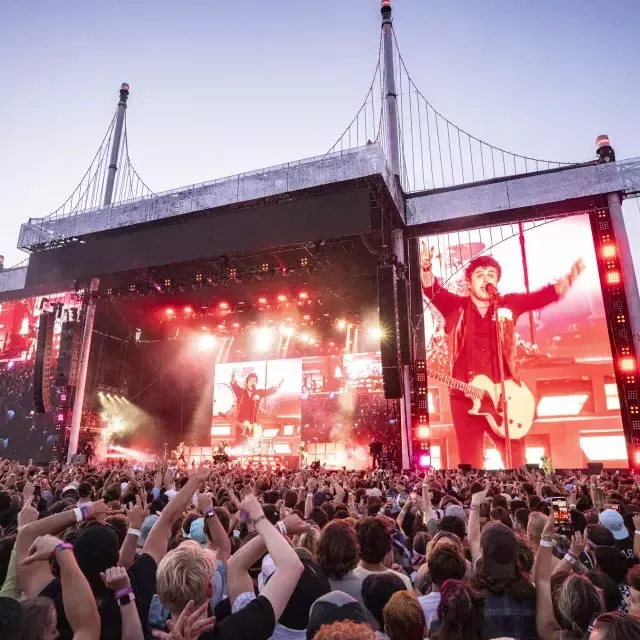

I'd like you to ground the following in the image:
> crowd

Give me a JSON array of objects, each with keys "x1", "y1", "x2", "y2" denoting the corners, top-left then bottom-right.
[{"x1": 1, "y1": 458, "x2": 640, "y2": 640}]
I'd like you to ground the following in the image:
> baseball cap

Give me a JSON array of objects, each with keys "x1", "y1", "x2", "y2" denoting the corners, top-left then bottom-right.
[
  {"x1": 599, "y1": 508, "x2": 629, "y2": 540},
  {"x1": 139, "y1": 514, "x2": 160, "y2": 546},
  {"x1": 444, "y1": 504, "x2": 467, "y2": 523},
  {"x1": 188, "y1": 518, "x2": 208, "y2": 545},
  {"x1": 306, "y1": 591, "x2": 369, "y2": 640},
  {"x1": 61, "y1": 484, "x2": 79, "y2": 497}
]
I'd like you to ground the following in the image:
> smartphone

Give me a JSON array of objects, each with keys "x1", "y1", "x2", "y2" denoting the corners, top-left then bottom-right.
[
  {"x1": 385, "y1": 497, "x2": 393, "y2": 507},
  {"x1": 410, "y1": 491, "x2": 417, "y2": 500},
  {"x1": 552, "y1": 496, "x2": 569, "y2": 525}
]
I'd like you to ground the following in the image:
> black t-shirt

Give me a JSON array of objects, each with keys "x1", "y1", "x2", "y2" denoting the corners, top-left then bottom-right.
[
  {"x1": 199, "y1": 595, "x2": 275, "y2": 640},
  {"x1": 41, "y1": 552, "x2": 158, "y2": 640},
  {"x1": 614, "y1": 536, "x2": 638, "y2": 568}
]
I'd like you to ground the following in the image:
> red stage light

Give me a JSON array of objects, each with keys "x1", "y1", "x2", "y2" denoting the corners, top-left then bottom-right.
[
  {"x1": 417, "y1": 426, "x2": 430, "y2": 440},
  {"x1": 601, "y1": 244, "x2": 617, "y2": 259},
  {"x1": 258, "y1": 297, "x2": 267, "y2": 305},
  {"x1": 635, "y1": 449, "x2": 640, "y2": 467},
  {"x1": 606, "y1": 271, "x2": 621, "y2": 285},
  {"x1": 619, "y1": 356, "x2": 636, "y2": 373},
  {"x1": 184, "y1": 306, "x2": 193, "y2": 314},
  {"x1": 232, "y1": 322, "x2": 240, "y2": 328},
  {"x1": 166, "y1": 308, "x2": 174, "y2": 315},
  {"x1": 303, "y1": 315, "x2": 310, "y2": 321},
  {"x1": 277, "y1": 294, "x2": 287, "y2": 302},
  {"x1": 299, "y1": 292, "x2": 309, "y2": 299},
  {"x1": 219, "y1": 301, "x2": 229, "y2": 310}
]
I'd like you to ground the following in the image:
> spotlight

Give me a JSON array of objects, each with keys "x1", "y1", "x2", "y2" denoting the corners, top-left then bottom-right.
[
  {"x1": 369, "y1": 327, "x2": 383, "y2": 339},
  {"x1": 197, "y1": 334, "x2": 216, "y2": 352},
  {"x1": 219, "y1": 301, "x2": 230, "y2": 310},
  {"x1": 184, "y1": 306, "x2": 193, "y2": 314},
  {"x1": 299, "y1": 292, "x2": 309, "y2": 300},
  {"x1": 277, "y1": 294, "x2": 287, "y2": 303},
  {"x1": 258, "y1": 297, "x2": 268, "y2": 305},
  {"x1": 596, "y1": 134, "x2": 615, "y2": 164},
  {"x1": 166, "y1": 308, "x2": 174, "y2": 316},
  {"x1": 300, "y1": 333, "x2": 311, "y2": 343},
  {"x1": 336, "y1": 319, "x2": 347, "y2": 331},
  {"x1": 255, "y1": 327, "x2": 274, "y2": 352}
]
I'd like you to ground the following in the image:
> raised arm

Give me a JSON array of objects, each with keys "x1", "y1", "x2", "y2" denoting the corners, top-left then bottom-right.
[
  {"x1": 420, "y1": 244, "x2": 464, "y2": 318},
  {"x1": 22, "y1": 535, "x2": 100, "y2": 640},
  {"x1": 535, "y1": 512, "x2": 562, "y2": 640},
  {"x1": 468, "y1": 484, "x2": 488, "y2": 567},
  {"x1": 101, "y1": 566, "x2": 144, "y2": 640}
]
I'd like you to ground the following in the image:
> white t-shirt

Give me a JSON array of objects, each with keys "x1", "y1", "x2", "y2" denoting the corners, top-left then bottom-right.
[
  {"x1": 353, "y1": 565, "x2": 413, "y2": 591},
  {"x1": 418, "y1": 591, "x2": 441, "y2": 629}
]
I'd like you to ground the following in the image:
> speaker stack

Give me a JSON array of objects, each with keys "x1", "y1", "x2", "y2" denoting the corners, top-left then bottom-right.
[
  {"x1": 55, "y1": 320, "x2": 82, "y2": 387},
  {"x1": 34, "y1": 311, "x2": 55, "y2": 414},
  {"x1": 377, "y1": 263, "x2": 402, "y2": 398}
]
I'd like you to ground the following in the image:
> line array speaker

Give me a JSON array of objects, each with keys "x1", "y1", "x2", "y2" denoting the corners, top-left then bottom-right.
[
  {"x1": 34, "y1": 311, "x2": 55, "y2": 414},
  {"x1": 377, "y1": 263, "x2": 402, "y2": 398},
  {"x1": 396, "y1": 276, "x2": 411, "y2": 365},
  {"x1": 55, "y1": 320, "x2": 82, "y2": 386}
]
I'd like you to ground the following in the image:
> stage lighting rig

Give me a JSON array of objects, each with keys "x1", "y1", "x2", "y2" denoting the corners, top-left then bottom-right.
[{"x1": 596, "y1": 134, "x2": 615, "y2": 164}]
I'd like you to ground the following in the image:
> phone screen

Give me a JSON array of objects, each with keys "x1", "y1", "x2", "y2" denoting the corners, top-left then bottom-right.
[{"x1": 552, "y1": 497, "x2": 569, "y2": 525}]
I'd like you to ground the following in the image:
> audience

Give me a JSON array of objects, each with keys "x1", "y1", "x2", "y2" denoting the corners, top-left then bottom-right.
[{"x1": 2, "y1": 456, "x2": 640, "y2": 640}]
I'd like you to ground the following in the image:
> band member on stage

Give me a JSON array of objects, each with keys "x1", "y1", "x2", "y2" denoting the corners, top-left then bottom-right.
[
  {"x1": 230, "y1": 370, "x2": 284, "y2": 442},
  {"x1": 421, "y1": 245, "x2": 584, "y2": 468},
  {"x1": 369, "y1": 437, "x2": 383, "y2": 469},
  {"x1": 176, "y1": 441, "x2": 187, "y2": 467}
]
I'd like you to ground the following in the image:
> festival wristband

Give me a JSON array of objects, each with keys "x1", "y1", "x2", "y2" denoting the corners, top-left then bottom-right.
[
  {"x1": 80, "y1": 505, "x2": 90, "y2": 521},
  {"x1": 276, "y1": 521, "x2": 287, "y2": 536},
  {"x1": 115, "y1": 587, "x2": 134, "y2": 599},
  {"x1": 252, "y1": 514, "x2": 267, "y2": 526},
  {"x1": 51, "y1": 542, "x2": 73, "y2": 560},
  {"x1": 469, "y1": 505, "x2": 479, "y2": 511},
  {"x1": 127, "y1": 528, "x2": 141, "y2": 537},
  {"x1": 635, "y1": 531, "x2": 640, "y2": 536},
  {"x1": 73, "y1": 507, "x2": 83, "y2": 523},
  {"x1": 540, "y1": 540, "x2": 554, "y2": 548},
  {"x1": 239, "y1": 509, "x2": 250, "y2": 522}
]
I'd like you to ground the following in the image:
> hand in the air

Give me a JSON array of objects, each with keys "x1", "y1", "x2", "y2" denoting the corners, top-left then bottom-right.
[
  {"x1": 100, "y1": 566, "x2": 131, "y2": 591},
  {"x1": 554, "y1": 258, "x2": 585, "y2": 296}
]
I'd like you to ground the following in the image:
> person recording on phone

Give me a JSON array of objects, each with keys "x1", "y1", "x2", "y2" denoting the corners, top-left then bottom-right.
[
  {"x1": 421, "y1": 243, "x2": 584, "y2": 468},
  {"x1": 230, "y1": 369, "x2": 284, "y2": 440}
]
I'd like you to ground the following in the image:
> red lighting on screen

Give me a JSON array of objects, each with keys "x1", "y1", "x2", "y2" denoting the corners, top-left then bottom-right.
[
  {"x1": 417, "y1": 426, "x2": 430, "y2": 440},
  {"x1": 634, "y1": 449, "x2": 640, "y2": 467},
  {"x1": 166, "y1": 308, "x2": 174, "y2": 315},
  {"x1": 219, "y1": 301, "x2": 229, "y2": 310},
  {"x1": 606, "y1": 271, "x2": 621, "y2": 285},
  {"x1": 299, "y1": 292, "x2": 309, "y2": 299},
  {"x1": 601, "y1": 244, "x2": 617, "y2": 259},
  {"x1": 619, "y1": 356, "x2": 636, "y2": 373},
  {"x1": 418, "y1": 454, "x2": 431, "y2": 468}
]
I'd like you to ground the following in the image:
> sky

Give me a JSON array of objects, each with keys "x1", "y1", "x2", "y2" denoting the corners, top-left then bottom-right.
[{"x1": 2, "y1": 0, "x2": 640, "y2": 269}]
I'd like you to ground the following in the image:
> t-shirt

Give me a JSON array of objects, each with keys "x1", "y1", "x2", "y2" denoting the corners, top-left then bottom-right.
[
  {"x1": 42, "y1": 552, "x2": 157, "y2": 640},
  {"x1": 352, "y1": 566, "x2": 413, "y2": 591},
  {"x1": 328, "y1": 572, "x2": 366, "y2": 606},
  {"x1": 418, "y1": 591, "x2": 441, "y2": 629},
  {"x1": 198, "y1": 595, "x2": 275, "y2": 640},
  {"x1": 614, "y1": 536, "x2": 638, "y2": 568}
]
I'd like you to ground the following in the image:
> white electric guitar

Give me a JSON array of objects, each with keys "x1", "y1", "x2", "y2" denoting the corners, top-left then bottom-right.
[{"x1": 429, "y1": 370, "x2": 535, "y2": 439}]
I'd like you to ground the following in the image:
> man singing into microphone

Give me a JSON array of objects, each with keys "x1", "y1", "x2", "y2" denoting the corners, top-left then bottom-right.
[{"x1": 422, "y1": 246, "x2": 584, "y2": 468}]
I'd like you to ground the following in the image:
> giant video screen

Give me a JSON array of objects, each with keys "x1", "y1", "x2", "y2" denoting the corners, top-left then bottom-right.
[{"x1": 420, "y1": 214, "x2": 625, "y2": 469}]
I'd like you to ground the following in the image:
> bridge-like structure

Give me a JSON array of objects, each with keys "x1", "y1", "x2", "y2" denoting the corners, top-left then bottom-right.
[{"x1": 2, "y1": 1, "x2": 640, "y2": 469}]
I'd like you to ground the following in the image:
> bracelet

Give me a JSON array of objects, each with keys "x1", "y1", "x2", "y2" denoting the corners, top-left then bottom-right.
[
  {"x1": 635, "y1": 531, "x2": 640, "y2": 536},
  {"x1": 204, "y1": 509, "x2": 215, "y2": 517},
  {"x1": 276, "y1": 521, "x2": 287, "y2": 536},
  {"x1": 127, "y1": 528, "x2": 141, "y2": 537},
  {"x1": 73, "y1": 507, "x2": 83, "y2": 523},
  {"x1": 239, "y1": 509, "x2": 250, "y2": 522},
  {"x1": 469, "y1": 505, "x2": 480, "y2": 511},
  {"x1": 306, "y1": 492, "x2": 313, "y2": 498},
  {"x1": 540, "y1": 540, "x2": 554, "y2": 548},
  {"x1": 50, "y1": 542, "x2": 73, "y2": 560},
  {"x1": 252, "y1": 514, "x2": 267, "y2": 526},
  {"x1": 115, "y1": 587, "x2": 134, "y2": 599},
  {"x1": 564, "y1": 552, "x2": 578, "y2": 564}
]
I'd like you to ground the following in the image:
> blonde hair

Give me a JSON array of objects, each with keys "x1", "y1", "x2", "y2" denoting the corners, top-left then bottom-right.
[
  {"x1": 156, "y1": 540, "x2": 217, "y2": 615},
  {"x1": 526, "y1": 512, "x2": 548, "y2": 542},
  {"x1": 299, "y1": 527, "x2": 320, "y2": 559}
]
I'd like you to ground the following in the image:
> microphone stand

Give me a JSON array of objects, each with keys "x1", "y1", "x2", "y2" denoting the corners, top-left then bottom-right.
[{"x1": 492, "y1": 295, "x2": 512, "y2": 469}]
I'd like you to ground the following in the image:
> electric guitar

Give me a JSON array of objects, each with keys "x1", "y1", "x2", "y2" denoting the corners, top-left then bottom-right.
[{"x1": 429, "y1": 371, "x2": 535, "y2": 439}]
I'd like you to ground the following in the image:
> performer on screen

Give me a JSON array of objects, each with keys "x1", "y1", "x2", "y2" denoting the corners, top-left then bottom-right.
[
  {"x1": 421, "y1": 243, "x2": 584, "y2": 469},
  {"x1": 230, "y1": 369, "x2": 284, "y2": 442}
]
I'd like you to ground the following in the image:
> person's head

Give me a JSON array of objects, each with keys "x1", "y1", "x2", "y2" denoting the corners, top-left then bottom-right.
[
  {"x1": 516, "y1": 535, "x2": 535, "y2": 574},
  {"x1": 432, "y1": 580, "x2": 484, "y2": 640},
  {"x1": 412, "y1": 531, "x2": 430, "y2": 564},
  {"x1": 156, "y1": 541, "x2": 217, "y2": 616},
  {"x1": 464, "y1": 256, "x2": 501, "y2": 302},
  {"x1": 427, "y1": 544, "x2": 466, "y2": 589},
  {"x1": 14, "y1": 596, "x2": 58, "y2": 640},
  {"x1": 490, "y1": 506, "x2": 512, "y2": 529},
  {"x1": 585, "y1": 524, "x2": 616, "y2": 549},
  {"x1": 310, "y1": 507, "x2": 328, "y2": 530},
  {"x1": 306, "y1": 591, "x2": 370, "y2": 640},
  {"x1": 72, "y1": 523, "x2": 120, "y2": 598},
  {"x1": 299, "y1": 526, "x2": 321, "y2": 560},
  {"x1": 356, "y1": 517, "x2": 392, "y2": 565},
  {"x1": 627, "y1": 565, "x2": 640, "y2": 616},
  {"x1": 586, "y1": 571, "x2": 622, "y2": 612},
  {"x1": 317, "y1": 520, "x2": 360, "y2": 580},
  {"x1": 526, "y1": 511, "x2": 548, "y2": 543},
  {"x1": 556, "y1": 574, "x2": 604, "y2": 637},
  {"x1": 77, "y1": 482, "x2": 93, "y2": 500},
  {"x1": 284, "y1": 489, "x2": 298, "y2": 509},
  {"x1": 514, "y1": 507, "x2": 531, "y2": 534},
  {"x1": 312, "y1": 621, "x2": 375, "y2": 640},
  {"x1": 590, "y1": 611, "x2": 640, "y2": 640},
  {"x1": 599, "y1": 509, "x2": 629, "y2": 542},
  {"x1": 361, "y1": 572, "x2": 406, "y2": 630},
  {"x1": 438, "y1": 515, "x2": 466, "y2": 540},
  {"x1": 246, "y1": 373, "x2": 258, "y2": 390},
  {"x1": 105, "y1": 514, "x2": 129, "y2": 547},
  {"x1": 593, "y1": 546, "x2": 628, "y2": 584},
  {"x1": 382, "y1": 591, "x2": 425, "y2": 640}
]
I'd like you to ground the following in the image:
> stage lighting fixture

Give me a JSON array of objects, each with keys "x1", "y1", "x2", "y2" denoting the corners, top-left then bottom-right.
[
  {"x1": 602, "y1": 244, "x2": 617, "y2": 259},
  {"x1": 606, "y1": 271, "x2": 621, "y2": 286},
  {"x1": 299, "y1": 292, "x2": 309, "y2": 300},
  {"x1": 277, "y1": 294, "x2": 287, "y2": 302},
  {"x1": 197, "y1": 334, "x2": 216, "y2": 352},
  {"x1": 164, "y1": 279, "x2": 171, "y2": 288},
  {"x1": 300, "y1": 257, "x2": 309, "y2": 268},
  {"x1": 369, "y1": 327, "x2": 383, "y2": 339},
  {"x1": 219, "y1": 301, "x2": 230, "y2": 310},
  {"x1": 255, "y1": 327, "x2": 274, "y2": 352},
  {"x1": 195, "y1": 273, "x2": 203, "y2": 283},
  {"x1": 596, "y1": 134, "x2": 615, "y2": 164},
  {"x1": 336, "y1": 319, "x2": 347, "y2": 330},
  {"x1": 184, "y1": 306, "x2": 193, "y2": 314},
  {"x1": 258, "y1": 297, "x2": 268, "y2": 305},
  {"x1": 166, "y1": 308, "x2": 175, "y2": 316},
  {"x1": 619, "y1": 357, "x2": 636, "y2": 373},
  {"x1": 418, "y1": 454, "x2": 431, "y2": 468}
]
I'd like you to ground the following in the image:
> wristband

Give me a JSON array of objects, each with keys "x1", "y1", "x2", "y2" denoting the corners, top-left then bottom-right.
[
  {"x1": 540, "y1": 540, "x2": 554, "y2": 548},
  {"x1": 252, "y1": 514, "x2": 267, "y2": 526},
  {"x1": 73, "y1": 507, "x2": 83, "y2": 523},
  {"x1": 564, "y1": 552, "x2": 578, "y2": 564},
  {"x1": 635, "y1": 531, "x2": 640, "y2": 536},
  {"x1": 127, "y1": 528, "x2": 141, "y2": 537},
  {"x1": 51, "y1": 542, "x2": 73, "y2": 560},
  {"x1": 239, "y1": 509, "x2": 250, "y2": 522},
  {"x1": 204, "y1": 509, "x2": 215, "y2": 517},
  {"x1": 80, "y1": 505, "x2": 90, "y2": 521},
  {"x1": 276, "y1": 521, "x2": 287, "y2": 536},
  {"x1": 469, "y1": 505, "x2": 480, "y2": 511},
  {"x1": 306, "y1": 492, "x2": 313, "y2": 498},
  {"x1": 115, "y1": 587, "x2": 134, "y2": 599}
]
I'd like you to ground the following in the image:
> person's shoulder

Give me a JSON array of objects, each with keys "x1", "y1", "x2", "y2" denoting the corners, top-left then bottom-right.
[{"x1": 203, "y1": 596, "x2": 275, "y2": 640}]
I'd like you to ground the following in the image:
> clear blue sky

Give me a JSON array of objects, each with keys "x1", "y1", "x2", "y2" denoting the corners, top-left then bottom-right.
[{"x1": 2, "y1": 1, "x2": 639, "y2": 268}]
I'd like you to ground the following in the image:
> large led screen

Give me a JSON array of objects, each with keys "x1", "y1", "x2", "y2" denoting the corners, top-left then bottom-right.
[{"x1": 420, "y1": 214, "x2": 625, "y2": 469}]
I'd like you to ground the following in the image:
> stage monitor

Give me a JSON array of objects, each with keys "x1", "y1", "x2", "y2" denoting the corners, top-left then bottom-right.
[{"x1": 419, "y1": 213, "x2": 626, "y2": 470}]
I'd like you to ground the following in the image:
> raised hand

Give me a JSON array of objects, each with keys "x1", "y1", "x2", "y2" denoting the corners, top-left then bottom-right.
[
  {"x1": 22, "y1": 534, "x2": 66, "y2": 565},
  {"x1": 570, "y1": 531, "x2": 585, "y2": 557},
  {"x1": 126, "y1": 499, "x2": 147, "y2": 530},
  {"x1": 100, "y1": 566, "x2": 131, "y2": 591},
  {"x1": 282, "y1": 514, "x2": 311, "y2": 536},
  {"x1": 152, "y1": 601, "x2": 215, "y2": 640},
  {"x1": 554, "y1": 258, "x2": 585, "y2": 296}
]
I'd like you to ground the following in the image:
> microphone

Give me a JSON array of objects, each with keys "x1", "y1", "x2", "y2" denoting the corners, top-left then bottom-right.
[{"x1": 485, "y1": 283, "x2": 501, "y2": 300}]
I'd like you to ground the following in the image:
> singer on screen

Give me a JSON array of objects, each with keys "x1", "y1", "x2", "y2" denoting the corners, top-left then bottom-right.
[{"x1": 421, "y1": 244, "x2": 584, "y2": 468}]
